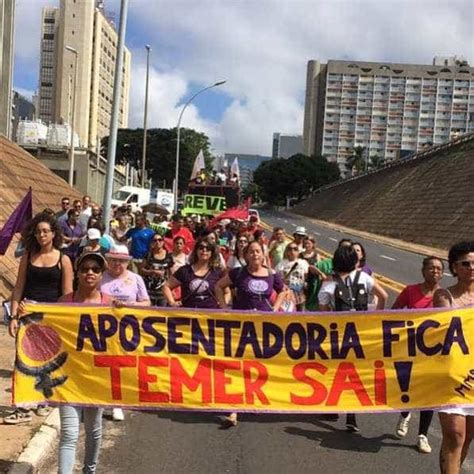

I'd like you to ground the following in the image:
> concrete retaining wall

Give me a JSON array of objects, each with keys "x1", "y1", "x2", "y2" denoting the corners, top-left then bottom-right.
[{"x1": 293, "y1": 138, "x2": 474, "y2": 250}]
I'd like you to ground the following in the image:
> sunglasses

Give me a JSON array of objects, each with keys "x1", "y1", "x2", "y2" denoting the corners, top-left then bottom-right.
[
  {"x1": 197, "y1": 245, "x2": 211, "y2": 251},
  {"x1": 153, "y1": 238, "x2": 163, "y2": 243},
  {"x1": 79, "y1": 265, "x2": 102, "y2": 274},
  {"x1": 457, "y1": 260, "x2": 474, "y2": 268}
]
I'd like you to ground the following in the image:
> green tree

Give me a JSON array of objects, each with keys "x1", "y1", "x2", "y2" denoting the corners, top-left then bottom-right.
[
  {"x1": 368, "y1": 154, "x2": 385, "y2": 171},
  {"x1": 253, "y1": 154, "x2": 340, "y2": 205},
  {"x1": 101, "y1": 127, "x2": 214, "y2": 191},
  {"x1": 345, "y1": 146, "x2": 366, "y2": 175}
]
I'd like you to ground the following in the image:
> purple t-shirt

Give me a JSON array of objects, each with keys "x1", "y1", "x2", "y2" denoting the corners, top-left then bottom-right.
[
  {"x1": 174, "y1": 265, "x2": 223, "y2": 309},
  {"x1": 229, "y1": 267, "x2": 284, "y2": 311},
  {"x1": 100, "y1": 270, "x2": 150, "y2": 303}
]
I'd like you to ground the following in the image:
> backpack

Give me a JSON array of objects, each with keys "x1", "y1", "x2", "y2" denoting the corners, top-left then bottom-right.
[{"x1": 333, "y1": 271, "x2": 368, "y2": 312}]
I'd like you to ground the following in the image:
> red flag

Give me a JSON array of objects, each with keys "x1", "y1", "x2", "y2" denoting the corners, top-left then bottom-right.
[
  {"x1": 207, "y1": 198, "x2": 250, "y2": 229},
  {"x1": 0, "y1": 188, "x2": 33, "y2": 255}
]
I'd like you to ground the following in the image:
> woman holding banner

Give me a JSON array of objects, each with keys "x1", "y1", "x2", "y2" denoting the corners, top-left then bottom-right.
[
  {"x1": 392, "y1": 256, "x2": 444, "y2": 454},
  {"x1": 7, "y1": 212, "x2": 73, "y2": 425},
  {"x1": 215, "y1": 240, "x2": 286, "y2": 427},
  {"x1": 58, "y1": 252, "x2": 111, "y2": 474},
  {"x1": 434, "y1": 241, "x2": 474, "y2": 474}
]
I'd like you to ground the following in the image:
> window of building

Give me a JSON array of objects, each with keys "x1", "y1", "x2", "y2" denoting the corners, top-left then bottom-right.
[
  {"x1": 44, "y1": 18, "x2": 55, "y2": 24},
  {"x1": 43, "y1": 33, "x2": 54, "y2": 40}
]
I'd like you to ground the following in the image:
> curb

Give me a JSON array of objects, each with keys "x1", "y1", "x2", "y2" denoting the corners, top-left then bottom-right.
[{"x1": 8, "y1": 409, "x2": 60, "y2": 474}]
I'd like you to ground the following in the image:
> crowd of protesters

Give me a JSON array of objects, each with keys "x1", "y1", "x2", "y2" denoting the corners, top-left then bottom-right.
[{"x1": 3, "y1": 193, "x2": 474, "y2": 474}]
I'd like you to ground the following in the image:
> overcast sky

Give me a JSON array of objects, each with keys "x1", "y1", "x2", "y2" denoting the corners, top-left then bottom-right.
[{"x1": 13, "y1": 0, "x2": 474, "y2": 156}]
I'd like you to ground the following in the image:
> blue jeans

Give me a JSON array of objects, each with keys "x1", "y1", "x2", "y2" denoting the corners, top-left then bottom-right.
[{"x1": 59, "y1": 406, "x2": 103, "y2": 474}]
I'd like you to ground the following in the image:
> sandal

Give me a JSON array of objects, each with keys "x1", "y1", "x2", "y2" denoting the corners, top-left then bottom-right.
[{"x1": 4, "y1": 409, "x2": 33, "y2": 425}]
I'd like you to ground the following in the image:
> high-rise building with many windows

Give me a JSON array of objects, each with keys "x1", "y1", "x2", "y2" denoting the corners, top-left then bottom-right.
[
  {"x1": 0, "y1": 0, "x2": 15, "y2": 138},
  {"x1": 303, "y1": 58, "x2": 474, "y2": 173},
  {"x1": 38, "y1": 0, "x2": 131, "y2": 149}
]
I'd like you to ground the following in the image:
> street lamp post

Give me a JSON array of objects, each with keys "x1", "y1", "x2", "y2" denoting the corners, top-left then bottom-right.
[
  {"x1": 65, "y1": 45, "x2": 78, "y2": 186},
  {"x1": 173, "y1": 80, "x2": 226, "y2": 214},
  {"x1": 141, "y1": 44, "x2": 151, "y2": 187}
]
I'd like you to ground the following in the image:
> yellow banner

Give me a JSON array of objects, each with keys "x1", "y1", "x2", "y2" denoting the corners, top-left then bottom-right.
[{"x1": 13, "y1": 303, "x2": 474, "y2": 413}]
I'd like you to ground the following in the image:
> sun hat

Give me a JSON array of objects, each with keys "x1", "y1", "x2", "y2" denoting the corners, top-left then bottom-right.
[
  {"x1": 76, "y1": 252, "x2": 107, "y2": 270},
  {"x1": 105, "y1": 244, "x2": 132, "y2": 260},
  {"x1": 87, "y1": 228, "x2": 101, "y2": 240},
  {"x1": 293, "y1": 226, "x2": 307, "y2": 236}
]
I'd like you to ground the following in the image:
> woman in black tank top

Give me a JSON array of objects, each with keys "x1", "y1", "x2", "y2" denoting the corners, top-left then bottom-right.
[{"x1": 9, "y1": 212, "x2": 73, "y2": 335}]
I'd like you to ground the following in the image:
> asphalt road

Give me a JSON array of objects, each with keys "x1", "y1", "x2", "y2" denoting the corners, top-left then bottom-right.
[
  {"x1": 260, "y1": 209, "x2": 456, "y2": 289},
  {"x1": 39, "y1": 211, "x2": 471, "y2": 474},
  {"x1": 41, "y1": 409, "x2": 473, "y2": 474}
]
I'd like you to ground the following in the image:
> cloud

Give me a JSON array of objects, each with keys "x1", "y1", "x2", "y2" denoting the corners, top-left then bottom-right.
[{"x1": 13, "y1": 0, "x2": 473, "y2": 156}]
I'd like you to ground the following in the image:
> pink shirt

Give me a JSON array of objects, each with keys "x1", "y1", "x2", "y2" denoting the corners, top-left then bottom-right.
[
  {"x1": 393, "y1": 284, "x2": 433, "y2": 309},
  {"x1": 100, "y1": 270, "x2": 149, "y2": 303}
]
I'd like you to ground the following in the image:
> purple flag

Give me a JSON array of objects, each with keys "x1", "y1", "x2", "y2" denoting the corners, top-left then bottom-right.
[{"x1": 0, "y1": 188, "x2": 33, "y2": 255}]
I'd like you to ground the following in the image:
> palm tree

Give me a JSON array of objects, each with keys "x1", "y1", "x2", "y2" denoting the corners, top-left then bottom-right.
[
  {"x1": 345, "y1": 146, "x2": 366, "y2": 176},
  {"x1": 368, "y1": 154, "x2": 384, "y2": 170}
]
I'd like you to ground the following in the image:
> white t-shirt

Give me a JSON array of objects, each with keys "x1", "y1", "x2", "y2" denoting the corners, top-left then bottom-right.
[
  {"x1": 227, "y1": 255, "x2": 246, "y2": 270},
  {"x1": 276, "y1": 258, "x2": 309, "y2": 293},
  {"x1": 318, "y1": 270, "x2": 374, "y2": 310}
]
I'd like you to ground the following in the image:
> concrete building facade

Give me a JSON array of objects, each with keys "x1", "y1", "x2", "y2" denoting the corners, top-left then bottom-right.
[
  {"x1": 0, "y1": 0, "x2": 15, "y2": 138},
  {"x1": 303, "y1": 58, "x2": 474, "y2": 172},
  {"x1": 38, "y1": 0, "x2": 131, "y2": 149},
  {"x1": 272, "y1": 133, "x2": 303, "y2": 159}
]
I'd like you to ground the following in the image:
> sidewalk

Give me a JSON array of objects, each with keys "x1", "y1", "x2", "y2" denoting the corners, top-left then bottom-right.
[{"x1": 0, "y1": 323, "x2": 49, "y2": 472}]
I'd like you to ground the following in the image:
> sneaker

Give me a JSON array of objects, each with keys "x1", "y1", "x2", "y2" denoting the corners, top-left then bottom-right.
[
  {"x1": 396, "y1": 413, "x2": 411, "y2": 438},
  {"x1": 4, "y1": 409, "x2": 33, "y2": 425},
  {"x1": 346, "y1": 414, "x2": 360, "y2": 433},
  {"x1": 112, "y1": 408, "x2": 125, "y2": 421},
  {"x1": 36, "y1": 406, "x2": 52, "y2": 417},
  {"x1": 417, "y1": 435, "x2": 432, "y2": 454}
]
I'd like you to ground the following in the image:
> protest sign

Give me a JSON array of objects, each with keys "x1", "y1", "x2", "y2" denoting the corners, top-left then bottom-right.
[
  {"x1": 181, "y1": 194, "x2": 226, "y2": 216},
  {"x1": 13, "y1": 303, "x2": 474, "y2": 413}
]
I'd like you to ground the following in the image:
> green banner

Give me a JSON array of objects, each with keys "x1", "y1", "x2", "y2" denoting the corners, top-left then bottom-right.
[{"x1": 182, "y1": 194, "x2": 227, "y2": 216}]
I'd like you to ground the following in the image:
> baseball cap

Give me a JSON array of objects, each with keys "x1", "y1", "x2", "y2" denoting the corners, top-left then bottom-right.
[
  {"x1": 87, "y1": 228, "x2": 101, "y2": 240},
  {"x1": 294, "y1": 226, "x2": 307, "y2": 236}
]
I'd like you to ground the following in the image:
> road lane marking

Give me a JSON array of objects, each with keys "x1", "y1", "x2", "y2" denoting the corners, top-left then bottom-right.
[
  {"x1": 262, "y1": 219, "x2": 406, "y2": 293},
  {"x1": 443, "y1": 272, "x2": 451, "y2": 277},
  {"x1": 380, "y1": 255, "x2": 397, "y2": 261},
  {"x1": 313, "y1": 231, "x2": 321, "y2": 236},
  {"x1": 291, "y1": 223, "x2": 297, "y2": 227},
  {"x1": 329, "y1": 237, "x2": 338, "y2": 242},
  {"x1": 283, "y1": 219, "x2": 288, "y2": 223}
]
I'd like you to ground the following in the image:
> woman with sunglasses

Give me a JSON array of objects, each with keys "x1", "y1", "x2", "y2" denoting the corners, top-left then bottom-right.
[
  {"x1": 7, "y1": 212, "x2": 73, "y2": 425},
  {"x1": 227, "y1": 235, "x2": 248, "y2": 270},
  {"x1": 434, "y1": 241, "x2": 474, "y2": 474},
  {"x1": 215, "y1": 241, "x2": 286, "y2": 427},
  {"x1": 275, "y1": 242, "x2": 309, "y2": 311},
  {"x1": 57, "y1": 252, "x2": 110, "y2": 474},
  {"x1": 163, "y1": 238, "x2": 224, "y2": 309},
  {"x1": 140, "y1": 235, "x2": 173, "y2": 306}
]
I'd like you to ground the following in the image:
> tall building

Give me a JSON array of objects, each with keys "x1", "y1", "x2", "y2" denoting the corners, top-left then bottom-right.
[
  {"x1": 38, "y1": 0, "x2": 131, "y2": 148},
  {"x1": 11, "y1": 91, "x2": 36, "y2": 141},
  {"x1": 303, "y1": 58, "x2": 474, "y2": 172},
  {"x1": 0, "y1": 0, "x2": 15, "y2": 138},
  {"x1": 272, "y1": 133, "x2": 303, "y2": 159}
]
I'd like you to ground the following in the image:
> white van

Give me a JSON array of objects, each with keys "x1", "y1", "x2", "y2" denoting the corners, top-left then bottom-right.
[
  {"x1": 111, "y1": 186, "x2": 151, "y2": 212},
  {"x1": 111, "y1": 186, "x2": 174, "y2": 214}
]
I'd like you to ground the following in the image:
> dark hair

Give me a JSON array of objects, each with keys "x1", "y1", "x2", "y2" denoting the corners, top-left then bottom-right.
[
  {"x1": 89, "y1": 218, "x2": 105, "y2": 233},
  {"x1": 422, "y1": 256, "x2": 444, "y2": 270},
  {"x1": 352, "y1": 242, "x2": 367, "y2": 266},
  {"x1": 244, "y1": 240, "x2": 266, "y2": 260},
  {"x1": 42, "y1": 208, "x2": 55, "y2": 216},
  {"x1": 448, "y1": 241, "x2": 474, "y2": 276},
  {"x1": 61, "y1": 196, "x2": 69, "y2": 202},
  {"x1": 333, "y1": 246, "x2": 358, "y2": 273},
  {"x1": 173, "y1": 235, "x2": 185, "y2": 244},
  {"x1": 273, "y1": 227, "x2": 284, "y2": 233},
  {"x1": 67, "y1": 208, "x2": 78, "y2": 218},
  {"x1": 254, "y1": 230, "x2": 265, "y2": 241},
  {"x1": 188, "y1": 238, "x2": 220, "y2": 268},
  {"x1": 22, "y1": 212, "x2": 63, "y2": 254},
  {"x1": 338, "y1": 238, "x2": 353, "y2": 248},
  {"x1": 72, "y1": 199, "x2": 82, "y2": 207}
]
